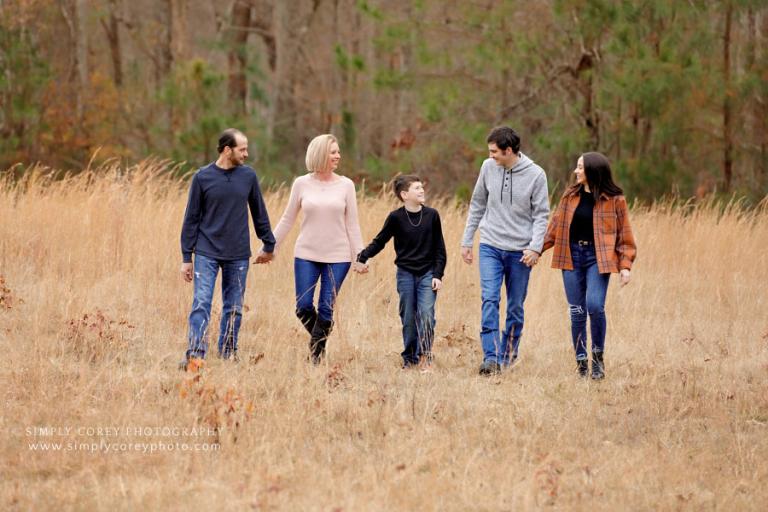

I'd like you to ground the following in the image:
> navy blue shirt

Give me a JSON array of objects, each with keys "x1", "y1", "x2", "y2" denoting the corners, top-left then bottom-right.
[
  {"x1": 180, "y1": 163, "x2": 276, "y2": 262},
  {"x1": 357, "y1": 206, "x2": 447, "y2": 279}
]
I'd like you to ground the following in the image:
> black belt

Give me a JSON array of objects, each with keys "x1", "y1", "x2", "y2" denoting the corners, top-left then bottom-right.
[{"x1": 574, "y1": 240, "x2": 592, "y2": 246}]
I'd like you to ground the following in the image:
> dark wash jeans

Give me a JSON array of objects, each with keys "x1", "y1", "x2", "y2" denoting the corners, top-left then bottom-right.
[
  {"x1": 561, "y1": 242, "x2": 610, "y2": 360},
  {"x1": 186, "y1": 254, "x2": 249, "y2": 360},
  {"x1": 478, "y1": 243, "x2": 531, "y2": 365},
  {"x1": 396, "y1": 268, "x2": 437, "y2": 365},
  {"x1": 294, "y1": 258, "x2": 351, "y2": 322}
]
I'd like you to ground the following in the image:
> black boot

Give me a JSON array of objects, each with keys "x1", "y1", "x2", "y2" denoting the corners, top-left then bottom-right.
[
  {"x1": 591, "y1": 352, "x2": 605, "y2": 380},
  {"x1": 296, "y1": 307, "x2": 318, "y2": 335},
  {"x1": 309, "y1": 317, "x2": 333, "y2": 365},
  {"x1": 577, "y1": 359, "x2": 588, "y2": 378}
]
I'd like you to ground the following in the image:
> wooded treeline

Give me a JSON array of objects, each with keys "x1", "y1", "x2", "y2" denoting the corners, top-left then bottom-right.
[{"x1": 1, "y1": 0, "x2": 767, "y2": 200}]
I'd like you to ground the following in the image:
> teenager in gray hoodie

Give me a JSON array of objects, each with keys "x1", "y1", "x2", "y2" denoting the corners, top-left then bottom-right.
[{"x1": 461, "y1": 126, "x2": 550, "y2": 375}]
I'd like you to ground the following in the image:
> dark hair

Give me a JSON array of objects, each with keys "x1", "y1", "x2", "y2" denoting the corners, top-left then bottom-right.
[
  {"x1": 217, "y1": 128, "x2": 245, "y2": 154},
  {"x1": 580, "y1": 152, "x2": 624, "y2": 198},
  {"x1": 486, "y1": 126, "x2": 520, "y2": 153},
  {"x1": 392, "y1": 175, "x2": 422, "y2": 201}
]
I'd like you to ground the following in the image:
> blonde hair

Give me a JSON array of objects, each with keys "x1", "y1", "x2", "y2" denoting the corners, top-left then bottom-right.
[{"x1": 305, "y1": 134, "x2": 338, "y2": 173}]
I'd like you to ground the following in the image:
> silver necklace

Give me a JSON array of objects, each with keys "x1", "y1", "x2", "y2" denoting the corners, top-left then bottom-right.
[{"x1": 405, "y1": 208, "x2": 423, "y2": 227}]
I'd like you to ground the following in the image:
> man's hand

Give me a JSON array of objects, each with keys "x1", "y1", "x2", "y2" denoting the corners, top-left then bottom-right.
[
  {"x1": 520, "y1": 249, "x2": 540, "y2": 267},
  {"x1": 352, "y1": 261, "x2": 369, "y2": 274},
  {"x1": 253, "y1": 251, "x2": 274, "y2": 264},
  {"x1": 620, "y1": 269, "x2": 631, "y2": 286},
  {"x1": 461, "y1": 246, "x2": 473, "y2": 265},
  {"x1": 180, "y1": 262, "x2": 193, "y2": 283},
  {"x1": 431, "y1": 278, "x2": 442, "y2": 291}
]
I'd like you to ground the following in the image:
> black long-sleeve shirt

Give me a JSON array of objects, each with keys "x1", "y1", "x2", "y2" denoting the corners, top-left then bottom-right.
[
  {"x1": 357, "y1": 206, "x2": 447, "y2": 279},
  {"x1": 180, "y1": 163, "x2": 276, "y2": 263},
  {"x1": 569, "y1": 187, "x2": 596, "y2": 244}
]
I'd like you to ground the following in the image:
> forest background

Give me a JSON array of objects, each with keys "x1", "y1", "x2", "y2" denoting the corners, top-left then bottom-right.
[{"x1": 2, "y1": 0, "x2": 767, "y2": 202}]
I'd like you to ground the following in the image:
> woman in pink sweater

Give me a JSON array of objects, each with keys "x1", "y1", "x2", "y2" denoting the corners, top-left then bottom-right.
[{"x1": 267, "y1": 134, "x2": 364, "y2": 364}]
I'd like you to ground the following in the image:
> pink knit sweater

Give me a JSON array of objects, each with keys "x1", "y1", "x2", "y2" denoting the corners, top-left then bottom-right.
[{"x1": 272, "y1": 174, "x2": 364, "y2": 263}]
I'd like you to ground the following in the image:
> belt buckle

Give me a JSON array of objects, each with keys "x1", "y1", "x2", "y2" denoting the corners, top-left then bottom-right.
[{"x1": 578, "y1": 240, "x2": 590, "y2": 246}]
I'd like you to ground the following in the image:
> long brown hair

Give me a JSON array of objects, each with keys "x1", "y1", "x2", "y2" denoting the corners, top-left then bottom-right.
[{"x1": 567, "y1": 152, "x2": 624, "y2": 199}]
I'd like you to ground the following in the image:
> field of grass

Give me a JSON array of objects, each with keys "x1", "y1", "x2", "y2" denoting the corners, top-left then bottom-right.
[{"x1": 1, "y1": 163, "x2": 767, "y2": 511}]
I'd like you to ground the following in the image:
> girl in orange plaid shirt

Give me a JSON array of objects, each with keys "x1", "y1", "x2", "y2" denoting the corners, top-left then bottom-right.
[{"x1": 542, "y1": 152, "x2": 637, "y2": 379}]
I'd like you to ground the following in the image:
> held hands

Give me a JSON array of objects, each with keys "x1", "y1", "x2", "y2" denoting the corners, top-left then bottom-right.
[
  {"x1": 620, "y1": 269, "x2": 631, "y2": 286},
  {"x1": 431, "y1": 278, "x2": 442, "y2": 291},
  {"x1": 180, "y1": 262, "x2": 193, "y2": 283},
  {"x1": 520, "y1": 249, "x2": 540, "y2": 268},
  {"x1": 253, "y1": 250, "x2": 274, "y2": 264},
  {"x1": 461, "y1": 246, "x2": 473, "y2": 265},
  {"x1": 352, "y1": 261, "x2": 369, "y2": 274}
]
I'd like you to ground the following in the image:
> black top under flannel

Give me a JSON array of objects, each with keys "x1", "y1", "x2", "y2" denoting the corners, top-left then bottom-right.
[
  {"x1": 357, "y1": 206, "x2": 447, "y2": 279},
  {"x1": 569, "y1": 187, "x2": 595, "y2": 244}
]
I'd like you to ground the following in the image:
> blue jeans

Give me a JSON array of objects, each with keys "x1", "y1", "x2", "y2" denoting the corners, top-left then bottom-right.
[
  {"x1": 562, "y1": 242, "x2": 610, "y2": 360},
  {"x1": 294, "y1": 258, "x2": 351, "y2": 322},
  {"x1": 479, "y1": 243, "x2": 532, "y2": 365},
  {"x1": 186, "y1": 254, "x2": 249, "y2": 360},
  {"x1": 396, "y1": 268, "x2": 437, "y2": 365}
]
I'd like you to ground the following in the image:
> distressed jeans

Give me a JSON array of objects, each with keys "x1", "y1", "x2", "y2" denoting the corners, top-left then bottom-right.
[
  {"x1": 561, "y1": 242, "x2": 610, "y2": 360},
  {"x1": 478, "y1": 243, "x2": 531, "y2": 365},
  {"x1": 396, "y1": 268, "x2": 437, "y2": 365},
  {"x1": 186, "y1": 254, "x2": 249, "y2": 360}
]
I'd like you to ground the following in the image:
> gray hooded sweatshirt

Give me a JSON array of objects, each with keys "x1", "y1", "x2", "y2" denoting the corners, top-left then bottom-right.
[{"x1": 461, "y1": 153, "x2": 550, "y2": 253}]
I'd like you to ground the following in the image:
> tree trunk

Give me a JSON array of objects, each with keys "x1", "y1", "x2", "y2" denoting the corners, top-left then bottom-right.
[
  {"x1": 722, "y1": 2, "x2": 734, "y2": 191},
  {"x1": 228, "y1": 0, "x2": 253, "y2": 112},
  {"x1": 74, "y1": 0, "x2": 88, "y2": 121},
  {"x1": 760, "y1": 11, "x2": 768, "y2": 190},
  {"x1": 101, "y1": 0, "x2": 123, "y2": 87},
  {"x1": 162, "y1": 0, "x2": 186, "y2": 76},
  {"x1": 616, "y1": 97, "x2": 622, "y2": 163}
]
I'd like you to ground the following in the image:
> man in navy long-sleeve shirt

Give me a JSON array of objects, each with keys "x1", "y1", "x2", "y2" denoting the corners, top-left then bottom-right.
[{"x1": 179, "y1": 128, "x2": 276, "y2": 370}]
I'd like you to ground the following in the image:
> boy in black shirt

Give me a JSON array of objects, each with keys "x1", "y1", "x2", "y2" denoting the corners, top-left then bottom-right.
[{"x1": 356, "y1": 175, "x2": 447, "y2": 371}]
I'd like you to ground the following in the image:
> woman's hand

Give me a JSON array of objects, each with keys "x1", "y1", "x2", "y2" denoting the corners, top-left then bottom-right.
[
  {"x1": 620, "y1": 269, "x2": 631, "y2": 286},
  {"x1": 352, "y1": 261, "x2": 369, "y2": 274}
]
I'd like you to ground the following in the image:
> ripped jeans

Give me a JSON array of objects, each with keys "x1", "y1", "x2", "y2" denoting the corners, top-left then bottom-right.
[
  {"x1": 186, "y1": 254, "x2": 249, "y2": 360},
  {"x1": 561, "y1": 242, "x2": 610, "y2": 360}
]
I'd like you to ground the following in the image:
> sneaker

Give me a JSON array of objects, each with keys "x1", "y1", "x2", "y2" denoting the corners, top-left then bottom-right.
[
  {"x1": 577, "y1": 359, "x2": 588, "y2": 378},
  {"x1": 478, "y1": 360, "x2": 501, "y2": 375}
]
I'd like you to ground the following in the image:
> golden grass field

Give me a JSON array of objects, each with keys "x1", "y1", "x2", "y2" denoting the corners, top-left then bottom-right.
[{"x1": 1, "y1": 162, "x2": 767, "y2": 511}]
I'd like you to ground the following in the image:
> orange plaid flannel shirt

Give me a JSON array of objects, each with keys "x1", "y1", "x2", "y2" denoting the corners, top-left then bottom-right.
[{"x1": 542, "y1": 189, "x2": 636, "y2": 273}]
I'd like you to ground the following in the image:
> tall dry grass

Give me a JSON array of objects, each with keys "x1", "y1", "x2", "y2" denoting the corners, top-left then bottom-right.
[{"x1": 0, "y1": 162, "x2": 767, "y2": 511}]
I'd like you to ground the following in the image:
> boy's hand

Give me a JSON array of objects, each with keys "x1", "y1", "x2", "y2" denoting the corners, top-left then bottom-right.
[
  {"x1": 353, "y1": 261, "x2": 369, "y2": 274},
  {"x1": 431, "y1": 278, "x2": 442, "y2": 291}
]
